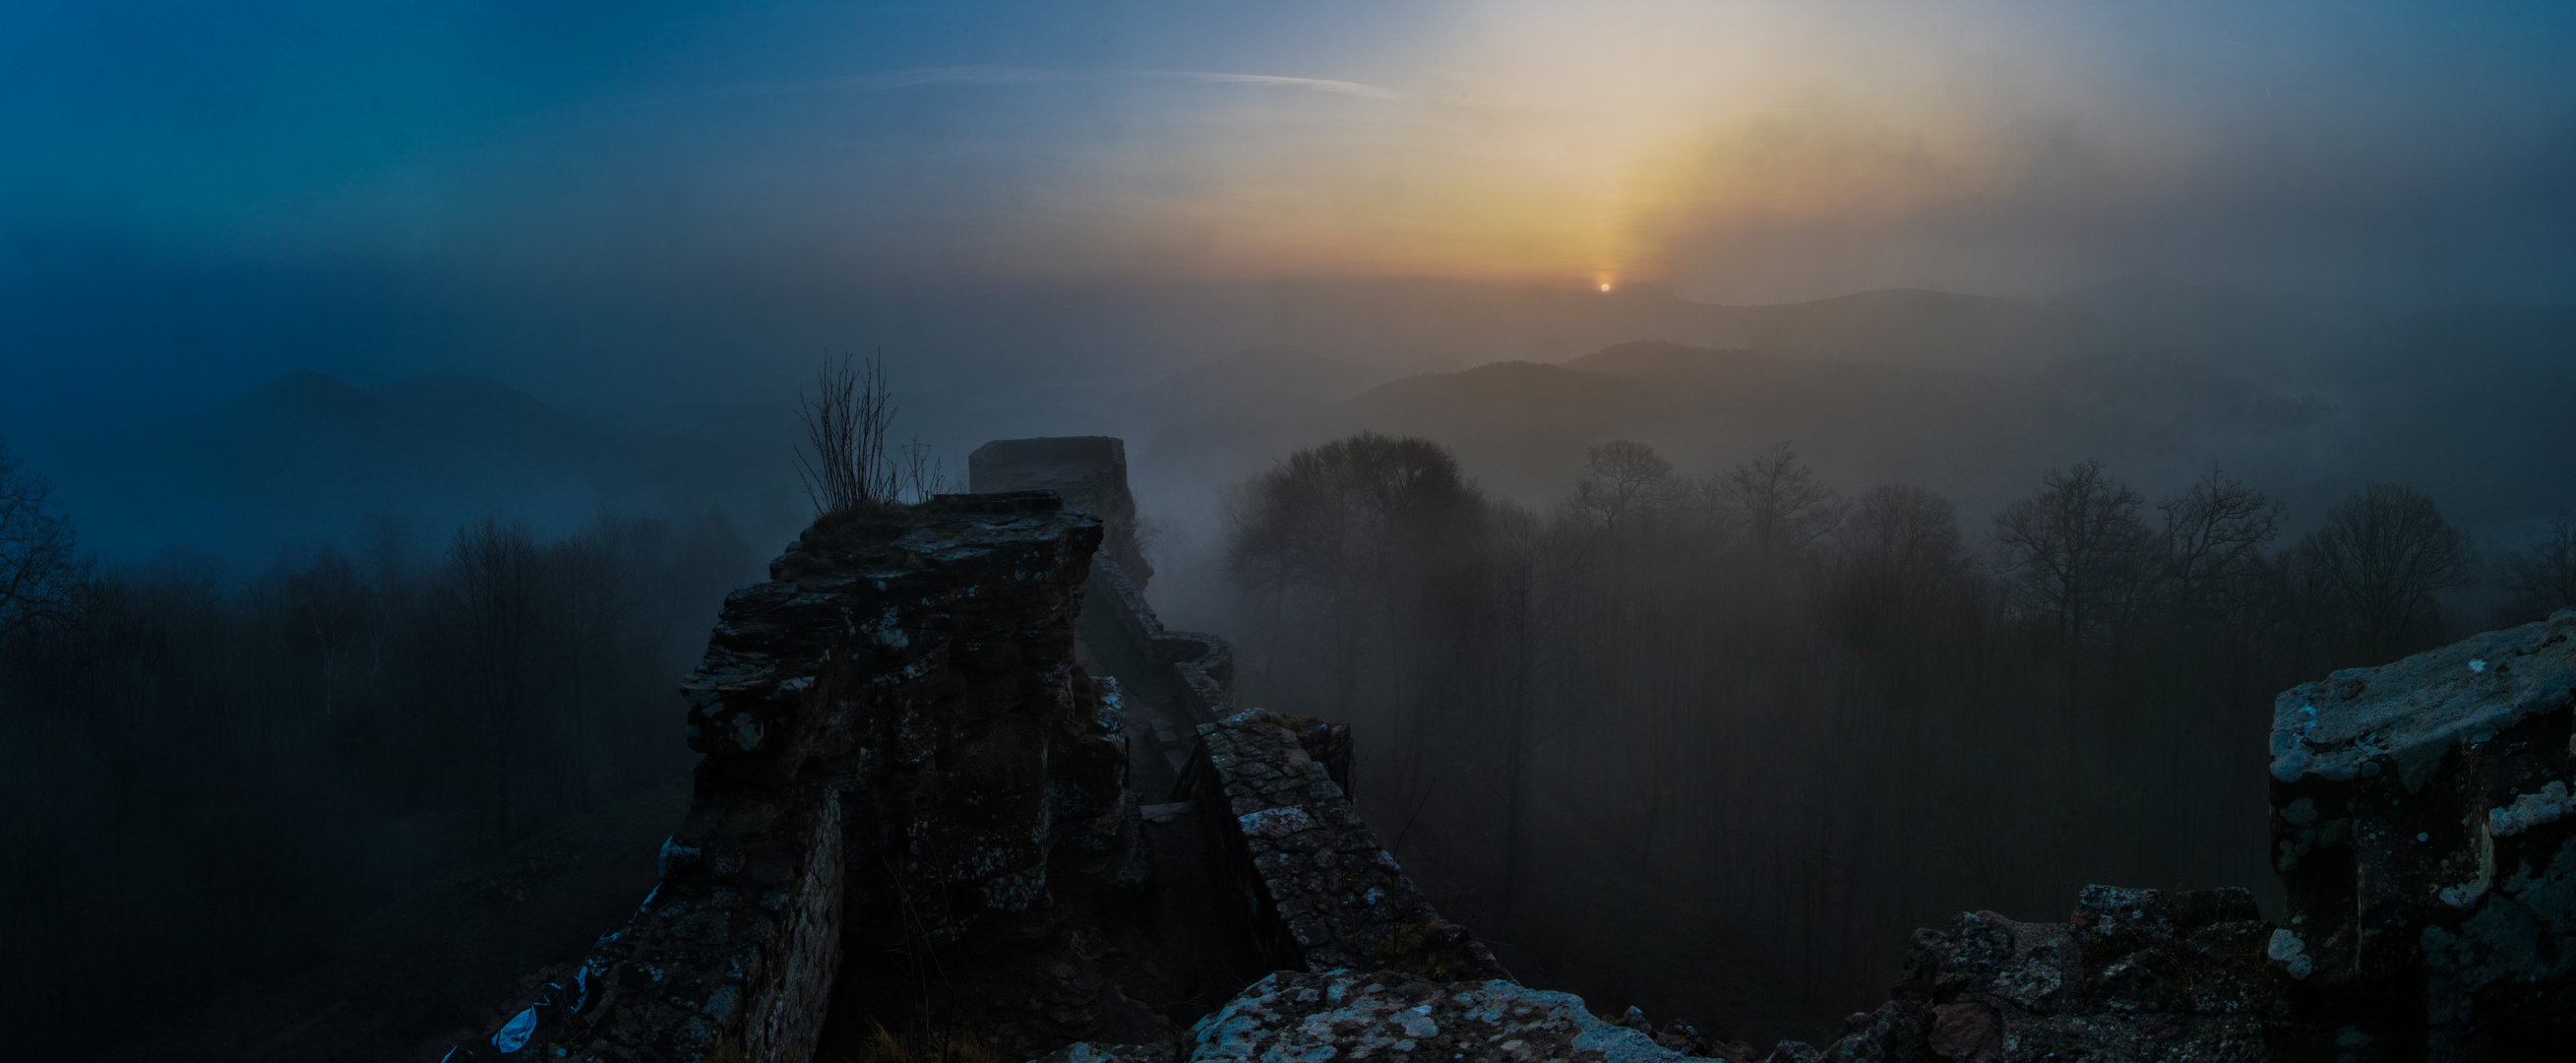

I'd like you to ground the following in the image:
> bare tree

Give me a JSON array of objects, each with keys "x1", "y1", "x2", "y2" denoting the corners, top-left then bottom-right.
[
  {"x1": 2157, "y1": 466, "x2": 2283, "y2": 624},
  {"x1": 1830, "y1": 483, "x2": 1974, "y2": 648},
  {"x1": 442, "y1": 518, "x2": 548, "y2": 848},
  {"x1": 1717, "y1": 441, "x2": 1844, "y2": 560},
  {"x1": 2300, "y1": 484, "x2": 2476, "y2": 661},
  {"x1": 1992, "y1": 460, "x2": 2154, "y2": 652},
  {"x1": 0, "y1": 435, "x2": 84, "y2": 641},
  {"x1": 282, "y1": 548, "x2": 380, "y2": 721},
  {"x1": 1226, "y1": 433, "x2": 1486, "y2": 799},
  {"x1": 897, "y1": 435, "x2": 951, "y2": 503},
  {"x1": 1488, "y1": 500, "x2": 1558, "y2": 916},
  {"x1": 2499, "y1": 513, "x2": 2576, "y2": 621},
  {"x1": 1838, "y1": 484, "x2": 1967, "y2": 587},
  {"x1": 794, "y1": 351, "x2": 900, "y2": 514},
  {"x1": 1567, "y1": 440, "x2": 1679, "y2": 533}
]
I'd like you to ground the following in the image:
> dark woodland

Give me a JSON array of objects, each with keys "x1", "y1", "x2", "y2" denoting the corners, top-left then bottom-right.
[
  {"x1": 0, "y1": 452, "x2": 753, "y2": 1056},
  {"x1": 1216, "y1": 431, "x2": 2564, "y2": 1036},
  {"x1": 10, "y1": 392, "x2": 2576, "y2": 1054}
]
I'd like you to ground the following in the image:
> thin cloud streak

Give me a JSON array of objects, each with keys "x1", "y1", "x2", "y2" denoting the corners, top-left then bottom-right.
[
  {"x1": 710, "y1": 66, "x2": 1399, "y2": 101},
  {"x1": 1137, "y1": 70, "x2": 1402, "y2": 100}
]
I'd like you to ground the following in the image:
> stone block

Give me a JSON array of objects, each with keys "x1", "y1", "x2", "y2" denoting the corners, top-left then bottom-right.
[{"x1": 2267, "y1": 607, "x2": 2576, "y2": 1055}]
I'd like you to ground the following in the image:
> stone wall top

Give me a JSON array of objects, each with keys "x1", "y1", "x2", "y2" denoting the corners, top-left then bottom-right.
[
  {"x1": 1177, "y1": 707, "x2": 1503, "y2": 980},
  {"x1": 2269, "y1": 606, "x2": 2576, "y2": 786},
  {"x1": 2266, "y1": 606, "x2": 2576, "y2": 1058},
  {"x1": 970, "y1": 435, "x2": 1152, "y2": 586}
]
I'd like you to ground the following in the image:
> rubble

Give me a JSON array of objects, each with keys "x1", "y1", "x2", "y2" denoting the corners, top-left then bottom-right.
[
  {"x1": 1046, "y1": 969, "x2": 1695, "y2": 1063},
  {"x1": 1751, "y1": 886, "x2": 2272, "y2": 1063}
]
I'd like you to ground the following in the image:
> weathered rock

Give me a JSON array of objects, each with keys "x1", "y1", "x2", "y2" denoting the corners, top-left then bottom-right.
[
  {"x1": 1761, "y1": 886, "x2": 2271, "y2": 1063},
  {"x1": 2266, "y1": 606, "x2": 2576, "y2": 1057},
  {"x1": 1055, "y1": 969, "x2": 1696, "y2": 1063},
  {"x1": 1030, "y1": 1042, "x2": 1181, "y2": 1063}
]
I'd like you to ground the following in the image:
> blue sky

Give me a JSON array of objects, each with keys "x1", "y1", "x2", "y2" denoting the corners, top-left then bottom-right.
[{"x1": 3, "y1": 0, "x2": 2573, "y2": 426}]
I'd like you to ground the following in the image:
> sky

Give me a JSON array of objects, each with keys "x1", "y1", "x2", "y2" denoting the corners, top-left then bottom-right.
[{"x1": 3, "y1": 0, "x2": 2574, "y2": 428}]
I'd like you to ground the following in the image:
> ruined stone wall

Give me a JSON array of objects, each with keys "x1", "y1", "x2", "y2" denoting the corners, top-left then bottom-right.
[
  {"x1": 445, "y1": 493, "x2": 1117, "y2": 1061},
  {"x1": 970, "y1": 436, "x2": 1154, "y2": 588},
  {"x1": 970, "y1": 436, "x2": 1233, "y2": 723},
  {"x1": 1092, "y1": 553, "x2": 1233, "y2": 724},
  {"x1": 1172, "y1": 708, "x2": 1496, "y2": 979}
]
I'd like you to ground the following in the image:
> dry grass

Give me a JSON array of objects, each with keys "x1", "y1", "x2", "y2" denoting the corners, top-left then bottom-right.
[{"x1": 853, "y1": 1022, "x2": 1009, "y2": 1063}]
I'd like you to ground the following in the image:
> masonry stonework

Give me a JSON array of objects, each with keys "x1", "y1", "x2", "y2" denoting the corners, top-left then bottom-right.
[{"x1": 448, "y1": 437, "x2": 2576, "y2": 1063}]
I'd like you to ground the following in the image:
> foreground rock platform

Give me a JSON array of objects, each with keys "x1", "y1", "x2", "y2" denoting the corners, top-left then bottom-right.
[
  {"x1": 1042, "y1": 969, "x2": 1696, "y2": 1063},
  {"x1": 1770, "y1": 886, "x2": 2272, "y2": 1063}
]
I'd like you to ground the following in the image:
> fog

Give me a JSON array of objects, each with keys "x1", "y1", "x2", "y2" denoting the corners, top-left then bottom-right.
[{"x1": 5, "y1": 0, "x2": 2575, "y2": 1059}]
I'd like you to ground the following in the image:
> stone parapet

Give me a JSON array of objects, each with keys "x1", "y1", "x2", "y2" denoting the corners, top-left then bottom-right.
[
  {"x1": 1174, "y1": 707, "x2": 1501, "y2": 980},
  {"x1": 967, "y1": 436, "x2": 1232, "y2": 722},
  {"x1": 1089, "y1": 552, "x2": 1233, "y2": 723}
]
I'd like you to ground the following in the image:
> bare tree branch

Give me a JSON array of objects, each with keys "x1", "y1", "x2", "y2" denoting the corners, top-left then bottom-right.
[
  {"x1": 793, "y1": 351, "x2": 900, "y2": 514},
  {"x1": 0, "y1": 434, "x2": 86, "y2": 641}
]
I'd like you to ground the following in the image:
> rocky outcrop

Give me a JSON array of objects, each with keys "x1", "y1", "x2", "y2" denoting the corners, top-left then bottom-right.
[
  {"x1": 1756, "y1": 886, "x2": 2274, "y2": 1063},
  {"x1": 2265, "y1": 606, "x2": 2576, "y2": 1058},
  {"x1": 1170, "y1": 969, "x2": 1696, "y2": 1063},
  {"x1": 1033, "y1": 971, "x2": 1710, "y2": 1063}
]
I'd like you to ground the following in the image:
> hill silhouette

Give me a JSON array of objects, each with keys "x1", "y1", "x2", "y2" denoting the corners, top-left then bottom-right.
[
  {"x1": 1715, "y1": 287, "x2": 2114, "y2": 373},
  {"x1": 34, "y1": 281, "x2": 2574, "y2": 572}
]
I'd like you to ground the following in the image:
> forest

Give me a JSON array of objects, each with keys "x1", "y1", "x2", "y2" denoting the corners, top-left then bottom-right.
[
  {"x1": 1214, "y1": 430, "x2": 2576, "y2": 1042},
  {"x1": 0, "y1": 436, "x2": 755, "y2": 1057}
]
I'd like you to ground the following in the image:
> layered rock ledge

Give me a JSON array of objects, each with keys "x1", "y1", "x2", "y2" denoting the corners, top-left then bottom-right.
[{"x1": 2266, "y1": 606, "x2": 2576, "y2": 1058}]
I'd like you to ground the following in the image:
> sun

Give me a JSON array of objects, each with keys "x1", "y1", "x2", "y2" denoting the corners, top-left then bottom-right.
[{"x1": 1598, "y1": 281, "x2": 1613, "y2": 292}]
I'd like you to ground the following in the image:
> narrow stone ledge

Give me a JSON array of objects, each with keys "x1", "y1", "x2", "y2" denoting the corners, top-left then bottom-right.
[{"x1": 1175, "y1": 707, "x2": 1504, "y2": 981}]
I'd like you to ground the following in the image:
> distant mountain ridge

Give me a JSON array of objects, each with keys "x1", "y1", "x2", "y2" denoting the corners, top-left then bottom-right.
[
  {"x1": 1121, "y1": 291, "x2": 2576, "y2": 546},
  {"x1": 36, "y1": 279, "x2": 2573, "y2": 569},
  {"x1": 1563, "y1": 341, "x2": 1760, "y2": 377}
]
